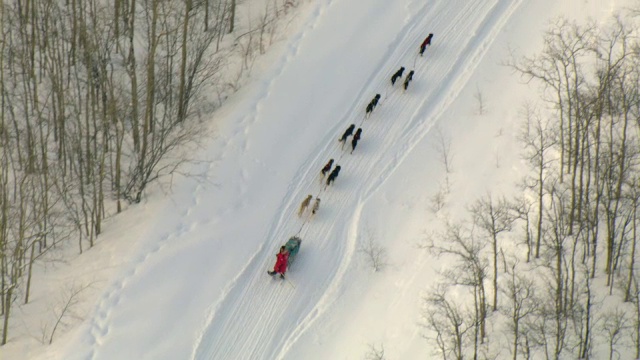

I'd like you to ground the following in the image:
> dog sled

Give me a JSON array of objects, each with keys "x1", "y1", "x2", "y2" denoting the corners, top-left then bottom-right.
[{"x1": 284, "y1": 236, "x2": 302, "y2": 266}]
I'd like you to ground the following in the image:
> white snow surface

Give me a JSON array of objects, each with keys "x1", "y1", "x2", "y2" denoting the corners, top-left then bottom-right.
[{"x1": 4, "y1": 0, "x2": 635, "y2": 359}]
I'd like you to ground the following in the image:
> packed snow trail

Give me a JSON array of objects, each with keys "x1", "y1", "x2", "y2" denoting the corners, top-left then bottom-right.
[{"x1": 193, "y1": 0, "x2": 522, "y2": 359}]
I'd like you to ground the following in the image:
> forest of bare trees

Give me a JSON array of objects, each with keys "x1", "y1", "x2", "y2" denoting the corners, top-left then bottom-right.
[
  {"x1": 0, "y1": 0, "x2": 298, "y2": 346},
  {"x1": 422, "y1": 14, "x2": 640, "y2": 359}
]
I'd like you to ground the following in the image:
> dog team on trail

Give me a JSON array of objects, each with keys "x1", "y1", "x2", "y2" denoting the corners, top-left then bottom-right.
[{"x1": 269, "y1": 33, "x2": 434, "y2": 280}]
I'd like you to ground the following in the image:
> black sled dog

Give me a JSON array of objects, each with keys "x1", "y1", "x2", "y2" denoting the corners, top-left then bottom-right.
[
  {"x1": 338, "y1": 125, "x2": 355, "y2": 147},
  {"x1": 403, "y1": 70, "x2": 415, "y2": 91},
  {"x1": 420, "y1": 33, "x2": 433, "y2": 55},
  {"x1": 350, "y1": 128, "x2": 362, "y2": 154},
  {"x1": 365, "y1": 94, "x2": 381, "y2": 118},
  {"x1": 321, "y1": 159, "x2": 334, "y2": 177},
  {"x1": 326, "y1": 165, "x2": 341, "y2": 186},
  {"x1": 391, "y1": 67, "x2": 405, "y2": 85}
]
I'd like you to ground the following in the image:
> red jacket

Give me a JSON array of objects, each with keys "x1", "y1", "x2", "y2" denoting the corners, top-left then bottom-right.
[{"x1": 274, "y1": 251, "x2": 289, "y2": 273}]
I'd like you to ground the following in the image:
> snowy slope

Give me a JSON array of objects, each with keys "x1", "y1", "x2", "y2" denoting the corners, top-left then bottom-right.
[
  {"x1": 192, "y1": 0, "x2": 525, "y2": 359},
  {"x1": 7, "y1": 0, "x2": 633, "y2": 359}
]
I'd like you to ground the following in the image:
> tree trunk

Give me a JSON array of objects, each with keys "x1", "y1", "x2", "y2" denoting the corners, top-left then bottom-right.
[
  {"x1": 228, "y1": 0, "x2": 235, "y2": 33},
  {"x1": 178, "y1": 0, "x2": 192, "y2": 123}
]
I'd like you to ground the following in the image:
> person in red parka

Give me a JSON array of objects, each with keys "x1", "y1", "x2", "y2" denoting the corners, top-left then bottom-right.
[{"x1": 268, "y1": 246, "x2": 289, "y2": 279}]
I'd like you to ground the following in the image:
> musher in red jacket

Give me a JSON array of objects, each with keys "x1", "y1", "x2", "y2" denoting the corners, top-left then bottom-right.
[{"x1": 268, "y1": 246, "x2": 289, "y2": 279}]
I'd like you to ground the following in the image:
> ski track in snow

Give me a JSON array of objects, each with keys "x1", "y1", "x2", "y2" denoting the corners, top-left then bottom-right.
[{"x1": 193, "y1": 0, "x2": 523, "y2": 359}]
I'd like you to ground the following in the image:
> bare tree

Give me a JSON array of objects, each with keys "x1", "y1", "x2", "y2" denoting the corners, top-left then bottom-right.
[
  {"x1": 47, "y1": 282, "x2": 92, "y2": 344},
  {"x1": 423, "y1": 284, "x2": 474, "y2": 360},
  {"x1": 364, "y1": 343, "x2": 386, "y2": 360},
  {"x1": 474, "y1": 85, "x2": 486, "y2": 115},
  {"x1": 428, "y1": 221, "x2": 489, "y2": 347},
  {"x1": 500, "y1": 260, "x2": 538, "y2": 360},
  {"x1": 358, "y1": 228, "x2": 388, "y2": 272},
  {"x1": 624, "y1": 177, "x2": 639, "y2": 302},
  {"x1": 540, "y1": 182, "x2": 572, "y2": 359},
  {"x1": 574, "y1": 262, "x2": 596, "y2": 360},
  {"x1": 510, "y1": 194, "x2": 535, "y2": 262},
  {"x1": 470, "y1": 193, "x2": 516, "y2": 311},
  {"x1": 599, "y1": 307, "x2": 630, "y2": 360},
  {"x1": 518, "y1": 103, "x2": 557, "y2": 259},
  {"x1": 434, "y1": 126, "x2": 454, "y2": 176},
  {"x1": 431, "y1": 183, "x2": 449, "y2": 213},
  {"x1": 228, "y1": 0, "x2": 236, "y2": 33},
  {"x1": 630, "y1": 277, "x2": 640, "y2": 359}
]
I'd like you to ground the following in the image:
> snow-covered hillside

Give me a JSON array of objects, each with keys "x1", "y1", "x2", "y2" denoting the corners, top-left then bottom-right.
[{"x1": 5, "y1": 0, "x2": 639, "y2": 359}]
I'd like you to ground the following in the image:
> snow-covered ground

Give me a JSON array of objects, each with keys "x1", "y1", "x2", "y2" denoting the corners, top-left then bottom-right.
[{"x1": 4, "y1": 0, "x2": 636, "y2": 359}]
